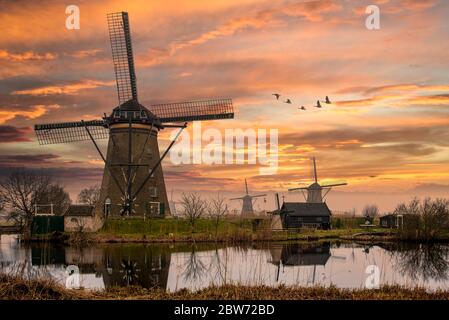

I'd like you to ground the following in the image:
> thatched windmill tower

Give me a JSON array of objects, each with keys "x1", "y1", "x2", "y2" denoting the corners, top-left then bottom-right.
[
  {"x1": 34, "y1": 12, "x2": 234, "y2": 220},
  {"x1": 230, "y1": 179, "x2": 266, "y2": 216},
  {"x1": 288, "y1": 157, "x2": 347, "y2": 202}
]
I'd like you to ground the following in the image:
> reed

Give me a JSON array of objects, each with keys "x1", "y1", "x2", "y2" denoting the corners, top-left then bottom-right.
[{"x1": 2, "y1": 273, "x2": 449, "y2": 300}]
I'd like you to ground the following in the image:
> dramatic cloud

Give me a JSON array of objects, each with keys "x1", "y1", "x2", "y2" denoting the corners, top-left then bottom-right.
[
  {"x1": 0, "y1": 0, "x2": 448, "y2": 211},
  {"x1": 0, "y1": 50, "x2": 57, "y2": 61},
  {"x1": 66, "y1": 49, "x2": 103, "y2": 59},
  {"x1": 11, "y1": 80, "x2": 115, "y2": 96},
  {"x1": 0, "y1": 104, "x2": 60, "y2": 124},
  {"x1": 0, "y1": 125, "x2": 32, "y2": 143},
  {"x1": 0, "y1": 153, "x2": 60, "y2": 166}
]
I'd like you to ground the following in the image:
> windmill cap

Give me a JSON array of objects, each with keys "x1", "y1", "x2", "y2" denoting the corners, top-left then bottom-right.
[{"x1": 110, "y1": 99, "x2": 163, "y2": 126}]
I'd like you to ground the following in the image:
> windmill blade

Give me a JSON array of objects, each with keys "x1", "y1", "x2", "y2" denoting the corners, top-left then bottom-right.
[
  {"x1": 34, "y1": 120, "x2": 108, "y2": 145},
  {"x1": 321, "y1": 183, "x2": 348, "y2": 188},
  {"x1": 107, "y1": 12, "x2": 138, "y2": 105},
  {"x1": 149, "y1": 98, "x2": 234, "y2": 123},
  {"x1": 229, "y1": 197, "x2": 245, "y2": 200},
  {"x1": 288, "y1": 187, "x2": 309, "y2": 191}
]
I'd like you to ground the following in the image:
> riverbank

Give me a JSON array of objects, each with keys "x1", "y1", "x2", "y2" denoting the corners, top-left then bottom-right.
[
  {"x1": 89, "y1": 217, "x2": 397, "y2": 243},
  {"x1": 1, "y1": 274, "x2": 448, "y2": 300},
  {"x1": 25, "y1": 217, "x2": 449, "y2": 244}
]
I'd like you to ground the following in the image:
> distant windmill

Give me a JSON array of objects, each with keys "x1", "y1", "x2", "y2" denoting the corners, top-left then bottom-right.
[
  {"x1": 230, "y1": 179, "x2": 266, "y2": 216},
  {"x1": 288, "y1": 157, "x2": 347, "y2": 203}
]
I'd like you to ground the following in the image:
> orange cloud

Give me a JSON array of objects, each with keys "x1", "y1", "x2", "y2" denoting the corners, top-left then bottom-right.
[
  {"x1": 0, "y1": 49, "x2": 57, "y2": 61},
  {"x1": 138, "y1": 0, "x2": 343, "y2": 67},
  {"x1": 0, "y1": 104, "x2": 60, "y2": 124},
  {"x1": 11, "y1": 80, "x2": 115, "y2": 96},
  {"x1": 66, "y1": 49, "x2": 103, "y2": 58},
  {"x1": 404, "y1": 95, "x2": 449, "y2": 106}
]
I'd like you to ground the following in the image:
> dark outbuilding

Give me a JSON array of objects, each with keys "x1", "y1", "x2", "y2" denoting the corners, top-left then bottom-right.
[{"x1": 279, "y1": 202, "x2": 332, "y2": 230}]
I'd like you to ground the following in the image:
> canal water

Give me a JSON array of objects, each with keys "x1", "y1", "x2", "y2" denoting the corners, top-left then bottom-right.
[{"x1": 1, "y1": 234, "x2": 449, "y2": 292}]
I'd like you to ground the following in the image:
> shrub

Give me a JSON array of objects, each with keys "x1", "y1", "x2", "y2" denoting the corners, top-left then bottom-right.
[{"x1": 394, "y1": 198, "x2": 449, "y2": 240}]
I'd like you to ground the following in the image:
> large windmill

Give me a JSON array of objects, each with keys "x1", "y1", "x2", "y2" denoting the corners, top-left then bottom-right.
[
  {"x1": 34, "y1": 12, "x2": 234, "y2": 219},
  {"x1": 288, "y1": 157, "x2": 347, "y2": 202},
  {"x1": 230, "y1": 179, "x2": 266, "y2": 216}
]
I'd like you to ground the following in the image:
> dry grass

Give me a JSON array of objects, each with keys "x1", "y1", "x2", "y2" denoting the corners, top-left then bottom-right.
[
  {"x1": 1, "y1": 274, "x2": 449, "y2": 300},
  {"x1": 0, "y1": 274, "x2": 88, "y2": 300},
  {"x1": 94, "y1": 285, "x2": 449, "y2": 300}
]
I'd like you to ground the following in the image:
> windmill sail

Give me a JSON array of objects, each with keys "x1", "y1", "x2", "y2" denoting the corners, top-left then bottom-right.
[
  {"x1": 107, "y1": 12, "x2": 138, "y2": 105},
  {"x1": 35, "y1": 120, "x2": 108, "y2": 145},
  {"x1": 149, "y1": 98, "x2": 234, "y2": 123}
]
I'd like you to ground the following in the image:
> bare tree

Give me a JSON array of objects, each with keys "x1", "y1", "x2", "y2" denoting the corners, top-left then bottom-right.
[
  {"x1": 421, "y1": 198, "x2": 449, "y2": 239},
  {"x1": 77, "y1": 184, "x2": 101, "y2": 206},
  {"x1": 0, "y1": 194, "x2": 4, "y2": 214},
  {"x1": 394, "y1": 198, "x2": 449, "y2": 240},
  {"x1": 181, "y1": 193, "x2": 207, "y2": 232},
  {"x1": 35, "y1": 183, "x2": 71, "y2": 215},
  {"x1": 362, "y1": 204, "x2": 378, "y2": 223},
  {"x1": 207, "y1": 194, "x2": 229, "y2": 239},
  {"x1": 0, "y1": 168, "x2": 69, "y2": 240}
]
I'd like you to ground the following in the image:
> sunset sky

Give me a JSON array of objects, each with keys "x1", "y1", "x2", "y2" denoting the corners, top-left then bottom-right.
[{"x1": 0, "y1": 0, "x2": 448, "y2": 213}]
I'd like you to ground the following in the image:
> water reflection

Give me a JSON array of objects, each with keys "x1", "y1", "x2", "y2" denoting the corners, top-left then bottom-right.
[
  {"x1": 269, "y1": 243, "x2": 331, "y2": 283},
  {"x1": 2, "y1": 234, "x2": 449, "y2": 291},
  {"x1": 182, "y1": 247, "x2": 208, "y2": 284},
  {"x1": 391, "y1": 243, "x2": 449, "y2": 282}
]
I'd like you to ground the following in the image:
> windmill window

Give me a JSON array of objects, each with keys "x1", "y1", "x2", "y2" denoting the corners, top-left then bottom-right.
[
  {"x1": 140, "y1": 110, "x2": 147, "y2": 118},
  {"x1": 114, "y1": 111, "x2": 120, "y2": 118},
  {"x1": 316, "y1": 217, "x2": 322, "y2": 222},
  {"x1": 149, "y1": 187, "x2": 157, "y2": 197}
]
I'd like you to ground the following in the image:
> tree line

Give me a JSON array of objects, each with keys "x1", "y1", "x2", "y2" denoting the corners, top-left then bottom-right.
[{"x1": 0, "y1": 168, "x2": 100, "y2": 240}]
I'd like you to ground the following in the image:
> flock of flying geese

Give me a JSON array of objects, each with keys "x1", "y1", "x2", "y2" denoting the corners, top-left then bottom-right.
[{"x1": 272, "y1": 93, "x2": 332, "y2": 110}]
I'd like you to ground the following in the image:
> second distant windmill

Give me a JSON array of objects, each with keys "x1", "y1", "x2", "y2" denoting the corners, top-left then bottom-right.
[{"x1": 230, "y1": 179, "x2": 267, "y2": 217}]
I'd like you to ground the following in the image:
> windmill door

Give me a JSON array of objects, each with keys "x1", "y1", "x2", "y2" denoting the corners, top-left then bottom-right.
[{"x1": 147, "y1": 202, "x2": 161, "y2": 217}]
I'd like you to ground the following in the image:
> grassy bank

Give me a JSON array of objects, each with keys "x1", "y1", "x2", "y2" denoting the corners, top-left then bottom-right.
[
  {"x1": 94, "y1": 217, "x2": 394, "y2": 243},
  {"x1": 1, "y1": 274, "x2": 448, "y2": 300}
]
